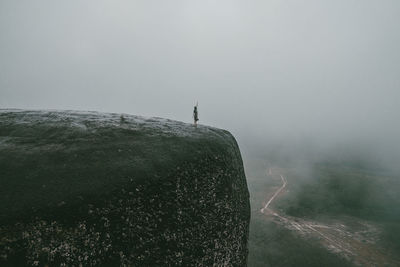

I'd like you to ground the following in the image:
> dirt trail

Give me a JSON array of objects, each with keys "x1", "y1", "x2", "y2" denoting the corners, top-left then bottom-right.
[
  {"x1": 260, "y1": 167, "x2": 399, "y2": 267},
  {"x1": 260, "y1": 173, "x2": 286, "y2": 213}
]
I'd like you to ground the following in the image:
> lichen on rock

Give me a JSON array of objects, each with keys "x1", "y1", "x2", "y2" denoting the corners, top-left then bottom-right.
[{"x1": 0, "y1": 110, "x2": 250, "y2": 266}]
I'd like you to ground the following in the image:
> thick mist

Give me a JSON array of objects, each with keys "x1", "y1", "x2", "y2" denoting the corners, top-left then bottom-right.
[{"x1": 1, "y1": 0, "x2": 399, "y2": 168}]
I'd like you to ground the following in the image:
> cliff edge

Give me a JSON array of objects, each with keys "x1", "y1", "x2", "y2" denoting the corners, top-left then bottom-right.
[{"x1": 0, "y1": 110, "x2": 250, "y2": 266}]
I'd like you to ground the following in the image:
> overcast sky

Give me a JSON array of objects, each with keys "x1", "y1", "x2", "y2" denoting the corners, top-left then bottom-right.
[{"x1": 1, "y1": 0, "x2": 399, "y2": 150}]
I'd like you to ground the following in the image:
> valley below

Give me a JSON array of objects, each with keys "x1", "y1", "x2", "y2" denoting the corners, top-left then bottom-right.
[{"x1": 247, "y1": 159, "x2": 400, "y2": 267}]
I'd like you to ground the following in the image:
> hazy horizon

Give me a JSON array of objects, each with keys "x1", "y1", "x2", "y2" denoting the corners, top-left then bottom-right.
[{"x1": 1, "y1": 0, "x2": 399, "y2": 167}]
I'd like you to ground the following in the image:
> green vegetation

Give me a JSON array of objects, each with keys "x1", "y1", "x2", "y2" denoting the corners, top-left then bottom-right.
[
  {"x1": 279, "y1": 164, "x2": 400, "y2": 222},
  {"x1": 248, "y1": 214, "x2": 353, "y2": 267},
  {"x1": 244, "y1": 157, "x2": 353, "y2": 267},
  {"x1": 276, "y1": 162, "x2": 400, "y2": 258}
]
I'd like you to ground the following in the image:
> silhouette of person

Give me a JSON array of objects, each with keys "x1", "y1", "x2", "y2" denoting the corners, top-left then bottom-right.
[{"x1": 193, "y1": 104, "x2": 199, "y2": 126}]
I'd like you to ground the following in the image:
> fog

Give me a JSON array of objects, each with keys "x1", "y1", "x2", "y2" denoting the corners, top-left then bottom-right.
[{"x1": 1, "y1": 1, "x2": 399, "y2": 168}]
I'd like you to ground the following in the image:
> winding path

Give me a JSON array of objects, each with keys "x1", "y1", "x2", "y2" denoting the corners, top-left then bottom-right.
[
  {"x1": 260, "y1": 170, "x2": 286, "y2": 214},
  {"x1": 259, "y1": 168, "x2": 354, "y2": 254},
  {"x1": 258, "y1": 166, "x2": 400, "y2": 266}
]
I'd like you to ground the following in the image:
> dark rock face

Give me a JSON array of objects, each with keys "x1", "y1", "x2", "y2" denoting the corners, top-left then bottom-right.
[{"x1": 0, "y1": 110, "x2": 250, "y2": 266}]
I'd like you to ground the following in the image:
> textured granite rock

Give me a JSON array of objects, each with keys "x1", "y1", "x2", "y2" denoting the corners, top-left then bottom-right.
[{"x1": 0, "y1": 110, "x2": 250, "y2": 266}]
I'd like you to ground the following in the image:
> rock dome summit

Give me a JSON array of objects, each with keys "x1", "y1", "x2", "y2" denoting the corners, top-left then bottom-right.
[{"x1": 0, "y1": 110, "x2": 250, "y2": 266}]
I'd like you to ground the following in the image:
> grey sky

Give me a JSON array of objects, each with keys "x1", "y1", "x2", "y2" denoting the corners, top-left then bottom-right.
[{"x1": 1, "y1": 1, "x2": 399, "y2": 150}]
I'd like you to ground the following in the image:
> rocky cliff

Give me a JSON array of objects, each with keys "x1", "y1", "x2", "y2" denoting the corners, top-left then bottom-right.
[{"x1": 0, "y1": 110, "x2": 250, "y2": 266}]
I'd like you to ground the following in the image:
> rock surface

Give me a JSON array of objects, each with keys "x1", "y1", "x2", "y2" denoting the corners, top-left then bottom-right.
[{"x1": 0, "y1": 110, "x2": 250, "y2": 266}]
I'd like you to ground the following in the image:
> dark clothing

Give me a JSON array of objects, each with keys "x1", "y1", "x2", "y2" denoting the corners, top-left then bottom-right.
[{"x1": 193, "y1": 106, "x2": 199, "y2": 124}]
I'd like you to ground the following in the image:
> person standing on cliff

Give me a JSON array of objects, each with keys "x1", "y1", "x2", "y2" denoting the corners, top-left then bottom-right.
[{"x1": 193, "y1": 103, "x2": 199, "y2": 126}]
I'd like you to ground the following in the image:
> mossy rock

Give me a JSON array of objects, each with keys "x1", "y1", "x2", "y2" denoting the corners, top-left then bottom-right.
[{"x1": 0, "y1": 110, "x2": 250, "y2": 266}]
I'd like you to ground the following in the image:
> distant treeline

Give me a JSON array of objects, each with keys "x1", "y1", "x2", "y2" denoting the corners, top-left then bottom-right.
[{"x1": 278, "y1": 163, "x2": 400, "y2": 255}]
